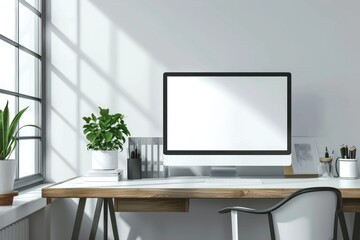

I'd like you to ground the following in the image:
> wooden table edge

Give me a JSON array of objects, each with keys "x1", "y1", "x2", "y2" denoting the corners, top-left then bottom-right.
[
  {"x1": 43, "y1": 177, "x2": 79, "y2": 203},
  {"x1": 42, "y1": 187, "x2": 360, "y2": 199}
]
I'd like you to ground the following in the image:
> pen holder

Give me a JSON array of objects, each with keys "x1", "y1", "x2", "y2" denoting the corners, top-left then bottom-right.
[
  {"x1": 127, "y1": 158, "x2": 142, "y2": 179},
  {"x1": 335, "y1": 158, "x2": 358, "y2": 179}
]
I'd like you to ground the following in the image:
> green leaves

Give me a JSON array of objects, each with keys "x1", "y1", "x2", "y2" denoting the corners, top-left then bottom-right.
[
  {"x1": 104, "y1": 132, "x2": 113, "y2": 142},
  {"x1": 0, "y1": 110, "x2": 4, "y2": 159},
  {"x1": 8, "y1": 107, "x2": 29, "y2": 140},
  {"x1": 82, "y1": 107, "x2": 131, "y2": 151},
  {"x1": 0, "y1": 101, "x2": 40, "y2": 160},
  {"x1": 91, "y1": 113, "x2": 96, "y2": 122},
  {"x1": 99, "y1": 107, "x2": 109, "y2": 116},
  {"x1": 82, "y1": 117, "x2": 91, "y2": 123}
]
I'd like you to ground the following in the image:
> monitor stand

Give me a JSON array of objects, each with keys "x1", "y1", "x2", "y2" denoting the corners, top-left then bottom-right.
[{"x1": 210, "y1": 166, "x2": 237, "y2": 177}]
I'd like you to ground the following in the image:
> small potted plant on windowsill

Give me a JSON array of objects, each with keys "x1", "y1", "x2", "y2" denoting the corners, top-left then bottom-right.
[
  {"x1": 0, "y1": 101, "x2": 40, "y2": 205},
  {"x1": 83, "y1": 107, "x2": 131, "y2": 170}
]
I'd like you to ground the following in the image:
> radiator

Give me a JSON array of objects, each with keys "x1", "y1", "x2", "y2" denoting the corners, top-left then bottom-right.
[{"x1": 0, "y1": 218, "x2": 29, "y2": 240}]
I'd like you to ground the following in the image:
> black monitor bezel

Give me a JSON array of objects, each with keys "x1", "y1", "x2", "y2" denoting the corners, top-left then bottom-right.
[{"x1": 163, "y1": 72, "x2": 291, "y2": 155}]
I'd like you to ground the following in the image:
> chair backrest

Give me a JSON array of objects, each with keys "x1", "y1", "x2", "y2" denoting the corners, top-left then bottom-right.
[{"x1": 271, "y1": 188, "x2": 340, "y2": 240}]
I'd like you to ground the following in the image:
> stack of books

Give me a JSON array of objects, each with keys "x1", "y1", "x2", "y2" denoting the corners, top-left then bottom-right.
[{"x1": 83, "y1": 169, "x2": 123, "y2": 182}]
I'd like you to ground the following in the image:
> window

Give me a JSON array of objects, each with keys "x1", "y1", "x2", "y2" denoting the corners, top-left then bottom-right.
[{"x1": 0, "y1": 0, "x2": 45, "y2": 189}]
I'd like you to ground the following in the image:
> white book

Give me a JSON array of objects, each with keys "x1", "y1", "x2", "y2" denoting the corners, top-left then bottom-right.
[
  {"x1": 84, "y1": 169, "x2": 123, "y2": 177},
  {"x1": 82, "y1": 174, "x2": 122, "y2": 182}
]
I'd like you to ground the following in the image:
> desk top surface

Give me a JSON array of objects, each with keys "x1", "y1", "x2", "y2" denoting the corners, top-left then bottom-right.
[{"x1": 42, "y1": 177, "x2": 360, "y2": 199}]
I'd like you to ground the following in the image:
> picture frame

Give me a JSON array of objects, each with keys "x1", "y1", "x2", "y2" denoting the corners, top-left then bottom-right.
[{"x1": 284, "y1": 137, "x2": 319, "y2": 177}]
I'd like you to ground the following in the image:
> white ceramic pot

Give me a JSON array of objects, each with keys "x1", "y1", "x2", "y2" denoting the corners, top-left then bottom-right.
[
  {"x1": 335, "y1": 158, "x2": 358, "y2": 179},
  {"x1": 0, "y1": 159, "x2": 16, "y2": 194},
  {"x1": 92, "y1": 151, "x2": 118, "y2": 169}
]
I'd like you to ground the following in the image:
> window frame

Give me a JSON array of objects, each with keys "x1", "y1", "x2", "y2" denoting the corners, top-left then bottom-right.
[{"x1": 0, "y1": 0, "x2": 46, "y2": 190}]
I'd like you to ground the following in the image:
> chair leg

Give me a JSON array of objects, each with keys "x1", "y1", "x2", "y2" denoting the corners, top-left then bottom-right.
[
  {"x1": 268, "y1": 213, "x2": 276, "y2": 240},
  {"x1": 339, "y1": 211, "x2": 349, "y2": 240},
  {"x1": 353, "y1": 213, "x2": 360, "y2": 240},
  {"x1": 231, "y1": 210, "x2": 238, "y2": 240}
]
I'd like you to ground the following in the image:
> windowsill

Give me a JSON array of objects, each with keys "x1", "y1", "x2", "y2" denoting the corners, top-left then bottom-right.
[{"x1": 0, "y1": 183, "x2": 51, "y2": 229}]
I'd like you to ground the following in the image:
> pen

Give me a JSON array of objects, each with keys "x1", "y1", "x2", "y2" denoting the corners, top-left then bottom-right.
[
  {"x1": 345, "y1": 145, "x2": 349, "y2": 159},
  {"x1": 350, "y1": 146, "x2": 357, "y2": 159},
  {"x1": 349, "y1": 148, "x2": 353, "y2": 159},
  {"x1": 354, "y1": 146, "x2": 356, "y2": 159},
  {"x1": 325, "y1": 147, "x2": 329, "y2": 158},
  {"x1": 340, "y1": 145, "x2": 345, "y2": 158},
  {"x1": 136, "y1": 149, "x2": 141, "y2": 159}
]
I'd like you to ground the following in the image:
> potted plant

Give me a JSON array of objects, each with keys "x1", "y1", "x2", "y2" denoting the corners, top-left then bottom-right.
[
  {"x1": 0, "y1": 101, "x2": 39, "y2": 196},
  {"x1": 83, "y1": 107, "x2": 131, "y2": 169}
]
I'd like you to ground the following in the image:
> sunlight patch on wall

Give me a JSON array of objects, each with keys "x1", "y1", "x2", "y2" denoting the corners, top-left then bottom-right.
[
  {"x1": 48, "y1": 112, "x2": 79, "y2": 181},
  {"x1": 117, "y1": 214, "x2": 132, "y2": 240},
  {"x1": 79, "y1": 98, "x2": 98, "y2": 172},
  {"x1": 50, "y1": 72, "x2": 78, "y2": 124},
  {"x1": 51, "y1": 0, "x2": 78, "y2": 45},
  {"x1": 114, "y1": 29, "x2": 165, "y2": 136},
  {"x1": 79, "y1": 59, "x2": 114, "y2": 105},
  {"x1": 80, "y1": 0, "x2": 112, "y2": 75},
  {"x1": 50, "y1": 112, "x2": 78, "y2": 160},
  {"x1": 48, "y1": 149, "x2": 77, "y2": 182},
  {"x1": 50, "y1": 32, "x2": 78, "y2": 85}
]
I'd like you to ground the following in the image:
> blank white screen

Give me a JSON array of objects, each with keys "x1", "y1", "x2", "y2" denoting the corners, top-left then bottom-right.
[{"x1": 167, "y1": 76, "x2": 288, "y2": 151}]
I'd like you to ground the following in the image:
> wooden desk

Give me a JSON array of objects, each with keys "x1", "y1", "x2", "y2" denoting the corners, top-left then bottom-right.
[{"x1": 42, "y1": 177, "x2": 360, "y2": 240}]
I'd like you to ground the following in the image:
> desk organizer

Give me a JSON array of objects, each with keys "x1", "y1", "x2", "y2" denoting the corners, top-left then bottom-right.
[{"x1": 128, "y1": 137, "x2": 168, "y2": 178}]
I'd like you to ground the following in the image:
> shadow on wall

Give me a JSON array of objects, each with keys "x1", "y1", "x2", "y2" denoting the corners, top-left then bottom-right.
[
  {"x1": 46, "y1": 1, "x2": 349, "y2": 239},
  {"x1": 50, "y1": 198, "x2": 105, "y2": 239},
  {"x1": 47, "y1": 0, "x2": 334, "y2": 181},
  {"x1": 293, "y1": 93, "x2": 324, "y2": 137},
  {"x1": 49, "y1": 24, "x2": 160, "y2": 128},
  {"x1": 119, "y1": 198, "x2": 281, "y2": 240},
  {"x1": 47, "y1": 0, "x2": 163, "y2": 182},
  {"x1": 47, "y1": 0, "x2": 167, "y2": 237},
  {"x1": 87, "y1": 0, "x2": 333, "y2": 71},
  {"x1": 88, "y1": 0, "x2": 268, "y2": 69}
]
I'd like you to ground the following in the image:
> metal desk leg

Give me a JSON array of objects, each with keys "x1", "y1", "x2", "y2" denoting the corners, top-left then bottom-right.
[
  {"x1": 104, "y1": 199, "x2": 108, "y2": 240},
  {"x1": 353, "y1": 213, "x2": 360, "y2": 240},
  {"x1": 339, "y1": 211, "x2": 350, "y2": 240},
  {"x1": 89, "y1": 198, "x2": 104, "y2": 240},
  {"x1": 71, "y1": 198, "x2": 87, "y2": 240},
  {"x1": 108, "y1": 198, "x2": 120, "y2": 240}
]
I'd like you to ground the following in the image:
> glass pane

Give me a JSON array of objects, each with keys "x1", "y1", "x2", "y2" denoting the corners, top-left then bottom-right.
[
  {"x1": 0, "y1": 0, "x2": 17, "y2": 41},
  {"x1": 24, "y1": 0, "x2": 41, "y2": 12},
  {"x1": 19, "y1": 3, "x2": 40, "y2": 54},
  {"x1": 19, "y1": 50, "x2": 40, "y2": 98},
  {"x1": 18, "y1": 139, "x2": 40, "y2": 178},
  {"x1": 19, "y1": 98, "x2": 41, "y2": 136},
  {"x1": 0, "y1": 41, "x2": 17, "y2": 93}
]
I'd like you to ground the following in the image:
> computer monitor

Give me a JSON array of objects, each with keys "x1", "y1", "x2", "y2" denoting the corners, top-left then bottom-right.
[{"x1": 163, "y1": 72, "x2": 291, "y2": 166}]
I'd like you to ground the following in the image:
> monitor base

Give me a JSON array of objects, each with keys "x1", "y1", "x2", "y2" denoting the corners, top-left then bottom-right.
[{"x1": 210, "y1": 166, "x2": 237, "y2": 177}]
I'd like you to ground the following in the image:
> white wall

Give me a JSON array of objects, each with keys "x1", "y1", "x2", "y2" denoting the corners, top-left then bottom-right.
[{"x1": 45, "y1": 0, "x2": 360, "y2": 239}]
